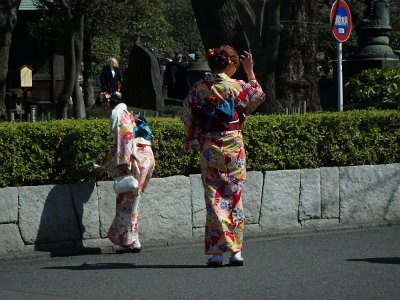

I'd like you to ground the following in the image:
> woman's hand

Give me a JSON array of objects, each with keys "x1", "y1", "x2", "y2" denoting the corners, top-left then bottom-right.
[{"x1": 240, "y1": 51, "x2": 255, "y2": 80}]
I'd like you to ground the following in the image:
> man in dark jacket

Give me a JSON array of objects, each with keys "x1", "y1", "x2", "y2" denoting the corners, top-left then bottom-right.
[
  {"x1": 100, "y1": 57, "x2": 122, "y2": 95},
  {"x1": 165, "y1": 51, "x2": 190, "y2": 100}
]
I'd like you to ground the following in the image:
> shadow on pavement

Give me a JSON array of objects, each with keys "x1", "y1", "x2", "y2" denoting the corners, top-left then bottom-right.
[
  {"x1": 43, "y1": 247, "x2": 102, "y2": 258},
  {"x1": 42, "y1": 263, "x2": 208, "y2": 270},
  {"x1": 35, "y1": 184, "x2": 101, "y2": 258},
  {"x1": 347, "y1": 257, "x2": 400, "y2": 265}
]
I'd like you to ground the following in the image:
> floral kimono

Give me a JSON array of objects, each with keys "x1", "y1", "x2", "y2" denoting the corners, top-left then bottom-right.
[
  {"x1": 105, "y1": 103, "x2": 155, "y2": 247},
  {"x1": 181, "y1": 73, "x2": 265, "y2": 254}
]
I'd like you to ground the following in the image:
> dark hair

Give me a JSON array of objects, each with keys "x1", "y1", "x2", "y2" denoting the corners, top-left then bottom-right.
[
  {"x1": 108, "y1": 96, "x2": 121, "y2": 109},
  {"x1": 206, "y1": 45, "x2": 239, "y2": 72},
  {"x1": 94, "y1": 92, "x2": 121, "y2": 109}
]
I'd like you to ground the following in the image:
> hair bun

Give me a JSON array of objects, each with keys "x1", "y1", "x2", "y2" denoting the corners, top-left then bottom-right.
[
  {"x1": 206, "y1": 45, "x2": 239, "y2": 72},
  {"x1": 207, "y1": 48, "x2": 232, "y2": 69}
]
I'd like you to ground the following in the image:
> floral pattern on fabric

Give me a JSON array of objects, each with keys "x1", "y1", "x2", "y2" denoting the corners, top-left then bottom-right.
[
  {"x1": 134, "y1": 138, "x2": 155, "y2": 192},
  {"x1": 180, "y1": 73, "x2": 265, "y2": 152},
  {"x1": 109, "y1": 104, "x2": 137, "y2": 170},
  {"x1": 202, "y1": 131, "x2": 246, "y2": 254},
  {"x1": 105, "y1": 104, "x2": 155, "y2": 246},
  {"x1": 180, "y1": 72, "x2": 265, "y2": 255}
]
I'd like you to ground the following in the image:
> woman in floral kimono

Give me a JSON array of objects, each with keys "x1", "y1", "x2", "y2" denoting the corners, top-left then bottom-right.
[
  {"x1": 99, "y1": 96, "x2": 155, "y2": 252},
  {"x1": 180, "y1": 45, "x2": 265, "y2": 267}
]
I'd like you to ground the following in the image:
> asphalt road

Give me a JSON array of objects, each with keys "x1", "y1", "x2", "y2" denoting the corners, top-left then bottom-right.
[{"x1": 0, "y1": 226, "x2": 399, "y2": 300}]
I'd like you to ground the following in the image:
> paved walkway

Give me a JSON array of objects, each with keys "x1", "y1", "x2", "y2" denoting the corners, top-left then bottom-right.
[{"x1": 0, "y1": 226, "x2": 399, "y2": 299}]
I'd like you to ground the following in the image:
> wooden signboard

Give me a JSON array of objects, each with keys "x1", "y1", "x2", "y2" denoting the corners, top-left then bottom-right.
[{"x1": 20, "y1": 65, "x2": 33, "y2": 88}]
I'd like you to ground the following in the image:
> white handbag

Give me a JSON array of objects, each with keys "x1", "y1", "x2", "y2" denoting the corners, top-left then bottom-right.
[{"x1": 113, "y1": 175, "x2": 139, "y2": 194}]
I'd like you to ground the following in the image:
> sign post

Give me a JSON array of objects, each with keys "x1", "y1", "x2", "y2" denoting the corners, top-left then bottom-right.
[
  {"x1": 20, "y1": 65, "x2": 33, "y2": 88},
  {"x1": 330, "y1": 0, "x2": 352, "y2": 112}
]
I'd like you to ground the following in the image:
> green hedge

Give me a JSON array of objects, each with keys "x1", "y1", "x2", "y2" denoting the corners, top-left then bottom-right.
[
  {"x1": 243, "y1": 110, "x2": 400, "y2": 170},
  {"x1": 345, "y1": 68, "x2": 400, "y2": 109},
  {"x1": 1, "y1": 110, "x2": 400, "y2": 188}
]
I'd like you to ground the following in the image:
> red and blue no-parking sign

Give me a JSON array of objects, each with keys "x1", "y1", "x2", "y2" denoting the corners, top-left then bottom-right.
[{"x1": 330, "y1": 0, "x2": 352, "y2": 42}]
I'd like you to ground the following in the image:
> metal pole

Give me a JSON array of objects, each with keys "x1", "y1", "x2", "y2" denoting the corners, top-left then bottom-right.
[{"x1": 337, "y1": 41, "x2": 343, "y2": 112}]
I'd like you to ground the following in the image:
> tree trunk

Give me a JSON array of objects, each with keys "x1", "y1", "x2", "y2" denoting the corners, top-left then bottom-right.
[
  {"x1": 191, "y1": 0, "x2": 249, "y2": 50},
  {"x1": 83, "y1": 14, "x2": 94, "y2": 108},
  {"x1": 276, "y1": 0, "x2": 322, "y2": 112},
  {"x1": 190, "y1": 0, "x2": 283, "y2": 112},
  {"x1": 56, "y1": 23, "x2": 75, "y2": 119},
  {"x1": 0, "y1": 0, "x2": 21, "y2": 117},
  {"x1": 255, "y1": 0, "x2": 283, "y2": 114},
  {"x1": 56, "y1": 13, "x2": 86, "y2": 119},
  {"x1": 72, "y1": 14, "x2": 86, "y2": 119},
  {"x1": 191, "y1": 0, "x2": 251, "y2": 80}
]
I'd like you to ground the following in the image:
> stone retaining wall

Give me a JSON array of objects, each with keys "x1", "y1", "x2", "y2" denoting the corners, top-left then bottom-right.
[{"x1": 1, "y1": 163, "x2": 400, "y2": 258}]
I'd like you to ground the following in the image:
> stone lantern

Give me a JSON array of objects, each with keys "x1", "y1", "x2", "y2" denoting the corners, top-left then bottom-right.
[
  {"x1": 344, "y1": 0, "x2": 400, "y2": 78},
  {"x1": 185, "y1": 52, "x2": 211, "y2": 88},
  {"x1": 353, "y1": 0, "x2": 398, "y2": 59}
]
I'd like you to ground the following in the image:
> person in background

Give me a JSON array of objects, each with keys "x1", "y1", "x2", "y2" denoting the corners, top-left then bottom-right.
[
  {"x1": 97, "y1": 95, "x2": 155, "y2": 253},
  {"x1": 179, "y1": 45, "x2": 266, "y2": 267},
  {"x1": 100, "y1": 57, "x2": 122, "y2": 97},
  {"x1": 165, "y1": 50, "x2": 190, "y2": 100},
  {"x1": 159, "y1": 59, "x2": 169, "y2": 98}
]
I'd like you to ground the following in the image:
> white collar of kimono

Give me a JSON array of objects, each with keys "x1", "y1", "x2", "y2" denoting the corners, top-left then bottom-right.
[
  {"x1": 114, "y1": 103, "x2": 127, "y2": 111},
  {"x1": 110, "y1": 103, "x2": 128, "y2": 129}
]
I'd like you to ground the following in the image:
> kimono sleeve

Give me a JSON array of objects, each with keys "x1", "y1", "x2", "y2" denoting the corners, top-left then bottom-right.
[
  {"x1": 110, "y1": 110, "x2": 136, "y2": 169},
  {"x1": 236, "y1": 79, "x2": 266, "y2": 114},
  {"x1": 179, "y1": 87, "x2": 202, "y2": 152}
]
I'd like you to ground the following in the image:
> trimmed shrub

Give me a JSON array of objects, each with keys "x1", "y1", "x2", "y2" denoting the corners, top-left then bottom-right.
[
  {"x1": 1, "y1": 110, "x2": 400, "y2": 187},
  {"x1": 0, "y1": 119, "x2": 111, "y2": 187},
  {"x1": 345, "y1": 68, "x2": 400, "y2": 109}
]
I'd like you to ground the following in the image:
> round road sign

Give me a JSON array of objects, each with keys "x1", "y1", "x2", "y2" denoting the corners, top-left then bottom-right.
[{"x1": 330, "y1": 0, "x2": 352, "y2": 42}]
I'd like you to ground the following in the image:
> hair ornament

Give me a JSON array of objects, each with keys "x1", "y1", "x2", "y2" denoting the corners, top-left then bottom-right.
[
  {"x1": 207, "y1": 48, "x2": 232, "y2": 64},
  {"x1": 220, "y1": 54, "x2": 232, "y2": 64},
  {"x1": 207, "y1": 48, "x2": 216, "y2": 59}
]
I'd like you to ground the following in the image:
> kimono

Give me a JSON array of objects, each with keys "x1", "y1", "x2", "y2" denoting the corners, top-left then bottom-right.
[
  {"x1": 180, "y1": 72, "x2": 265, "y2": 254},
  {"x1": 105, "y1": 103, "x2": 155, "y2": 246}
]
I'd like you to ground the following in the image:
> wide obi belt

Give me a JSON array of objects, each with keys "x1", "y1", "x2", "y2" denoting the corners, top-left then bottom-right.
[
  {"x1": 197, "y1": 94, "x2": 244, "y2": 133},
  {"x1": 204, "y1": 116, "x2": 241, "y2": 132},
  {"x1": 203, "y1": 129, "x2": 242, "y2": 139},
  {"x1": 136, "y1": 137, "x2": 151, "y2": 148}
]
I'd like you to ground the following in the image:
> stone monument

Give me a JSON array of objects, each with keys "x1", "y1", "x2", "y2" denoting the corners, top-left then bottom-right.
[{"x1": 122, "y1": 40, "x2": 164, "y2": 113}]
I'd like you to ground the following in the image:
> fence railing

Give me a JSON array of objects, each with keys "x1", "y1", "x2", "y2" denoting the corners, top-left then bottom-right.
[{"x1": 283, "y1": 101, "x2": 307, "y2": 115}]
